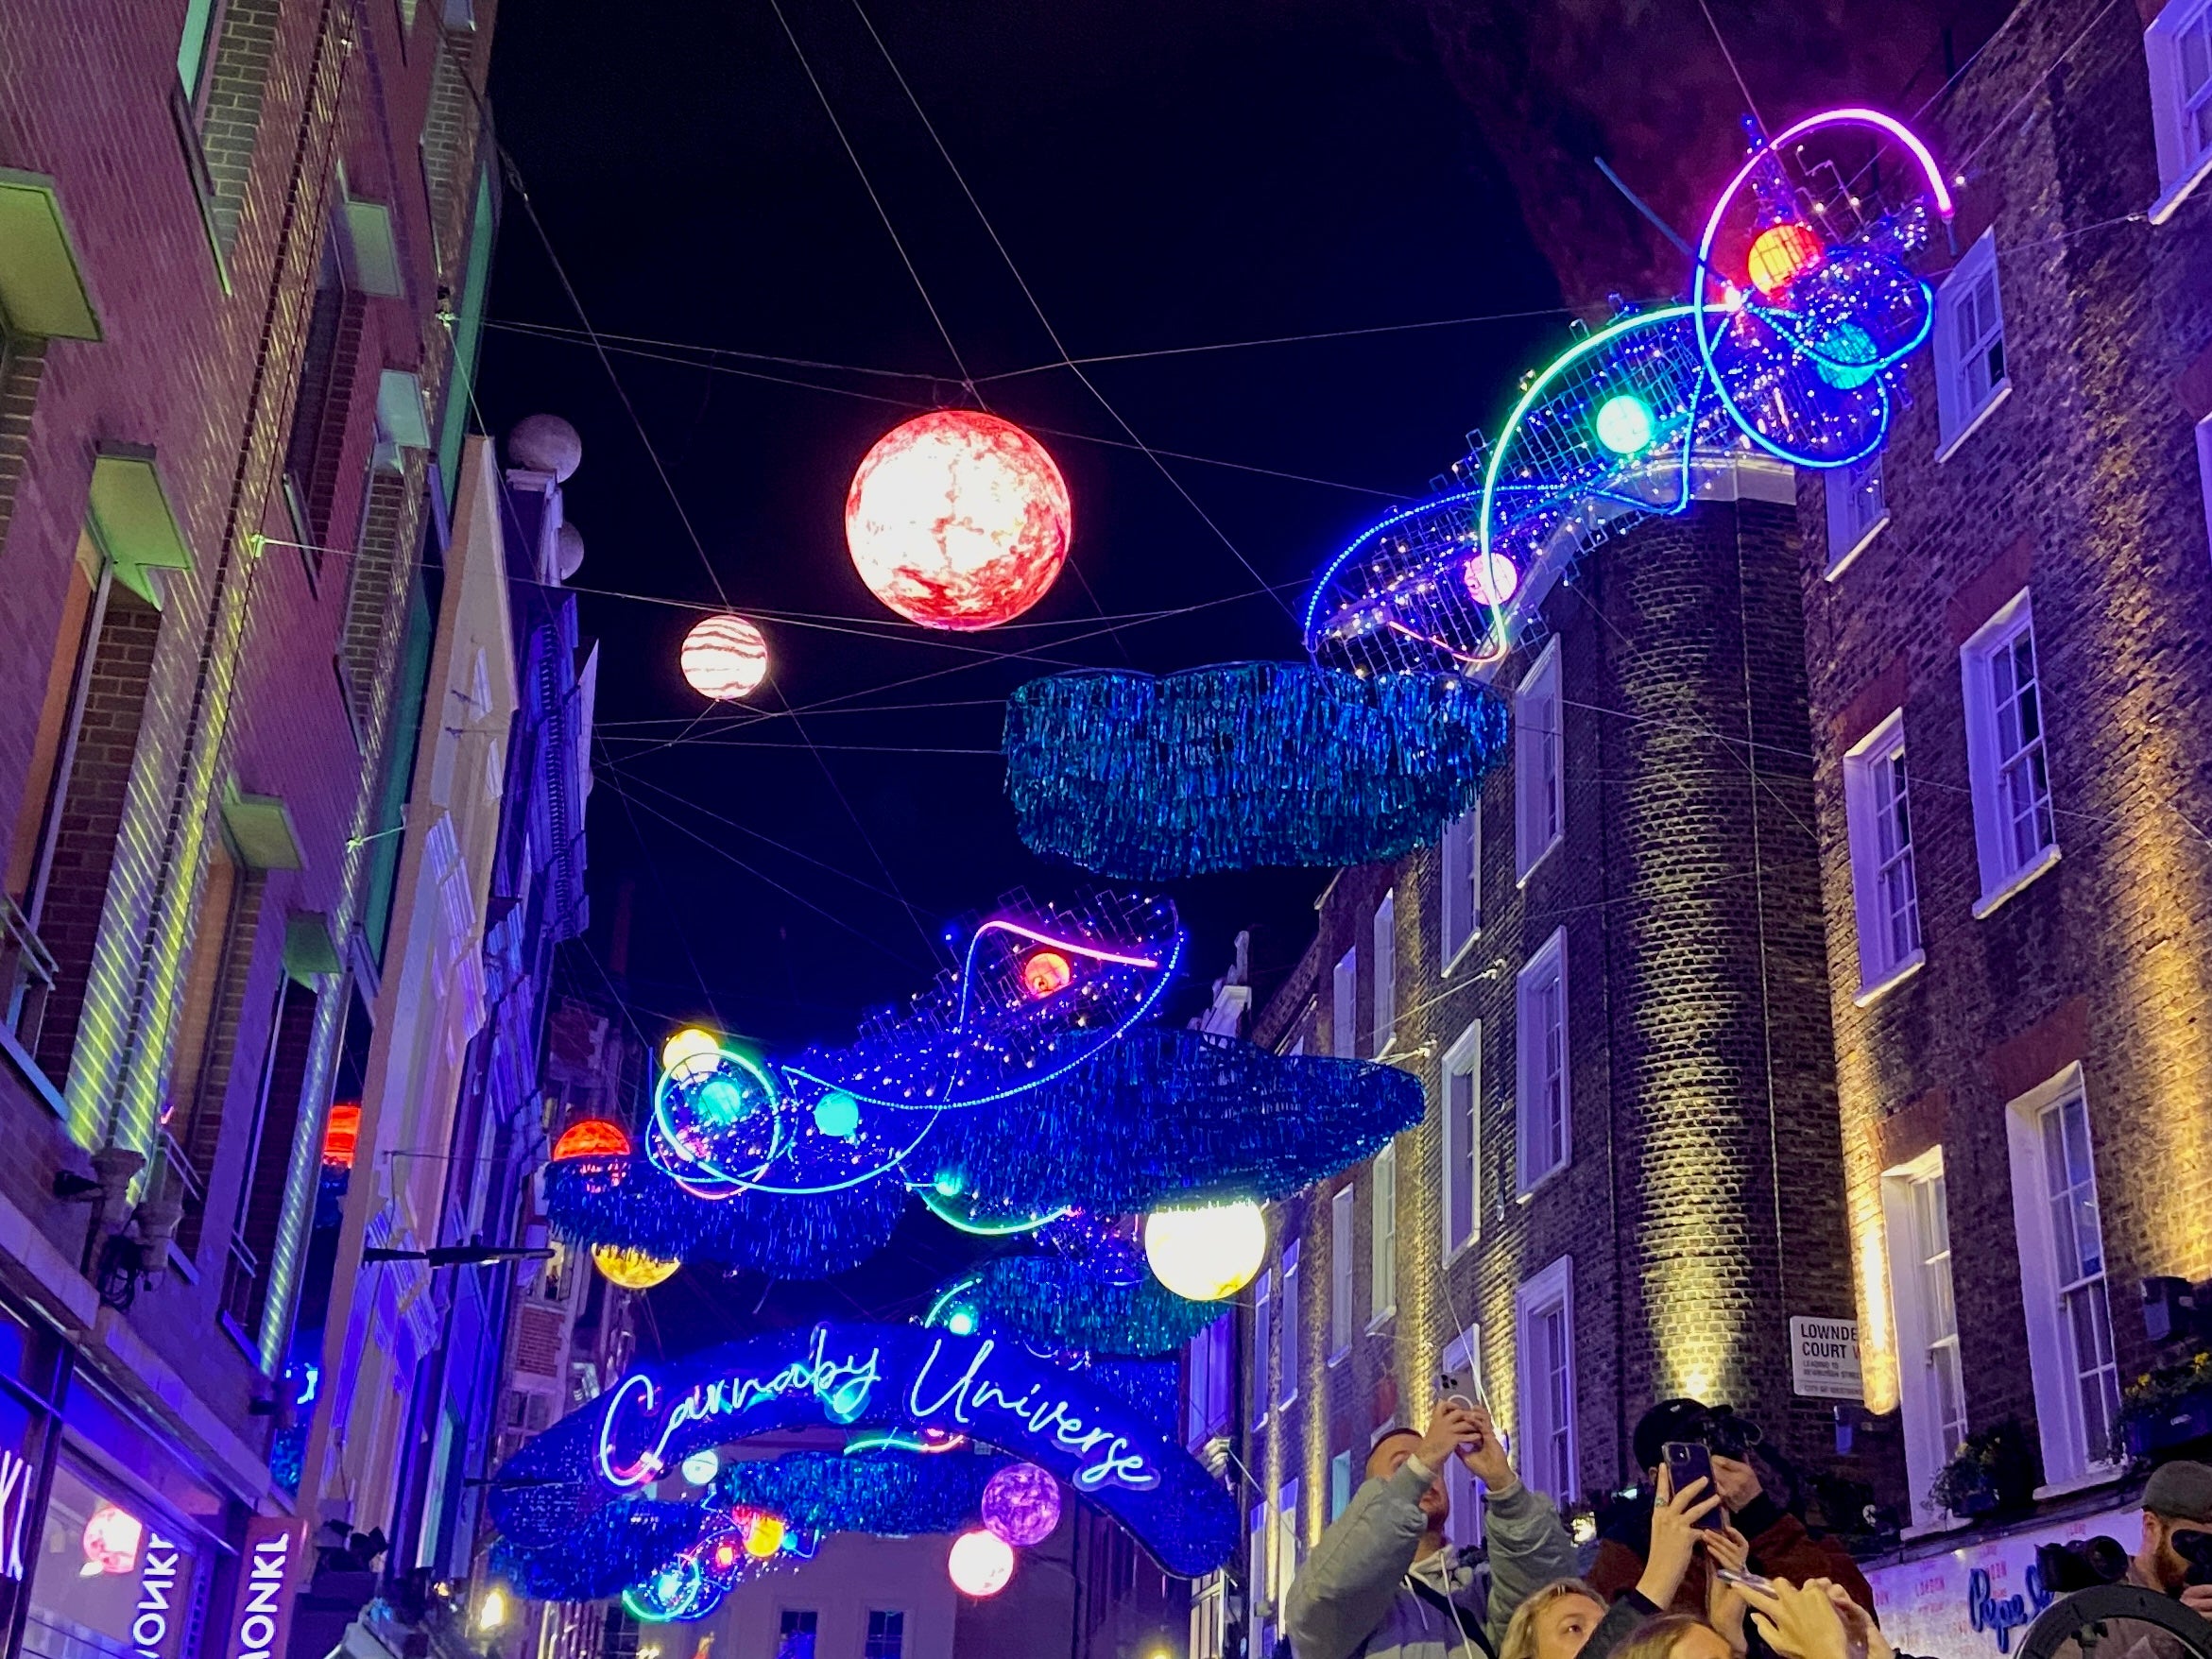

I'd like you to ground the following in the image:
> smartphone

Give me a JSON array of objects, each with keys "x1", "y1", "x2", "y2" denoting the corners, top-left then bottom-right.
[
  {"x1": 1715, "y1": 1566, "x2": 1778, "y2": 1597},
  {"x1": 1663, "y1": 1441, "x2": 1724, "y2": 1530},
  {"x1": 1438, "y1": 1371, "x2": 1498, "y2": 1458}
]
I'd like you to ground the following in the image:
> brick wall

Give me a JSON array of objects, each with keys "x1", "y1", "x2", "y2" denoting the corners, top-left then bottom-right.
[
  {"x1": 1796, "y1": 0, "x2": 2212, "y2": 1520},
  {"x1": 1243, "y1": 484, "x2": 1854, "y2": 1590}
]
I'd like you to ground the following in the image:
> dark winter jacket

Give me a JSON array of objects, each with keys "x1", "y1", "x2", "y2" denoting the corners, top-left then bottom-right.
[{"x1": 1586, "y1": 1489, "x2": 1874, "y2": 1617}]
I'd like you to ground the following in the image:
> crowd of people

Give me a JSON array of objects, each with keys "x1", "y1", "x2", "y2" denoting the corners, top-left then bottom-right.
[{"x1": 1277, "y1": 1393, "x2": 2212, "y2": 1659}]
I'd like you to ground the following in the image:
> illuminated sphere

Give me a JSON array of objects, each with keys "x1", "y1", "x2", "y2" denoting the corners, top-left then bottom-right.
[
  {"x1": 81, "y1": 1504, "x2": 144, "y2": 1575},
  {"x1": 981, "y1": 1462, "x2": 1062, "y2": 1548},
  {"x1": 1745, "y1": 220, "x2": 1825, "y2": 299},
  {"x1": 1811, "y1": 320, "x2": 1881, "y2": 391},
  {"x1": 681, "y1": 1449, "x2": 721, "y2": 1485},
  {"x1": 593, "y1": 1245, "x2": 682, "y2": 1291},
  {"x1": 1463, "y1": 549, "x2": 1520, "y2": 608},
  {"x1": 845, "y1": 411, "x2": 1072, "y2": 630},
  {"x1": 948, "y1": 1528, "x2": 1017, "y2": 1598},
  {"x1": 744, "y1": 1514, "x2": 786, "y2": 1558},
  {"x1": 1142, "y1": 1200, "x2": 1267, "y2": 1302},
  {"x1": 1594, "y1": 394, "x2": 1655, "y2": 456},
  {"x1": 655, "y1": 1049, "x2": 783, "y2": 1186},
  {"x1": 813, "y1": 1090, "x2": 862, "y2": 1139},
  {"x1": 661, "y1": 1027, "x2": 722, "y2": 1074},
  {"x1": 1020, "y1": 950, "x2": 1072, "y2": 999},
  {"x1": 553, "y1": 1118, "x2": 631, "y2": 1161},
  {"x1": 679, "y1": 614, "x2": 769, "y2": 701}
]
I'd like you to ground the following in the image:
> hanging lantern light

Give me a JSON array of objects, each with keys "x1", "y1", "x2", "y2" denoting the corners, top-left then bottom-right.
[
  {"x1": 1744, "y1": 221, "x2": 1825, "y2": 299},
  {"x1": 679, "y1": 614, "x2": 770, "y2": 700},
  {"x1": 592, "y1": 1245, "x2": 682, "y2": 1291},
  {"x1": 553, "y1": 1118, "x2": 632, "y2": 1161},
  {"x1": 1020, "y1": 950, "x2": 1072, "y2": 999},
  {"x1": 947, "y1": 1528, "x2": 1016, "y2": 1597},
  {"x1": 660, "y1": 1027, "x2": 722, "y2": 1077},
  {"x1": 1142, "y1": 1200, "x2": 1267, "y2": 1302},
  {"x1": 845, "y1": 411, "x2": 1072, "y2": 630}
]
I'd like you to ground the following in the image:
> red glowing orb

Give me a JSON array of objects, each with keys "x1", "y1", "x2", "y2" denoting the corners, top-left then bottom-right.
[
  {"x1": 322, "y1": 1102, "x2": 361, "y2": 1169},
  {"x1": 553, "y1": 1118, "x2": 632, "y2": 1161},
  {"x1": 1745, "y1": 221, "x2": 1825, "y2": 299},
  {"x1": 845, "y1": 411, "x2": 1072, "y2": 630},
  {"x1": 1020, "y1": 950, "x2": 1072, "y2": 999}
]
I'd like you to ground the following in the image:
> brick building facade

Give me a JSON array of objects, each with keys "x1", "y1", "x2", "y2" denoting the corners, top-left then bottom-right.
[
  {"x1": 0, "y1": 5, "x2": 506, "y2": 1659},
  {"x1": 1215, "y1": 471, "x2": 1858, "y2": 1656},
  {"x1": 1789, "y1": 0, "x2": 2212, "y2": 1592}
]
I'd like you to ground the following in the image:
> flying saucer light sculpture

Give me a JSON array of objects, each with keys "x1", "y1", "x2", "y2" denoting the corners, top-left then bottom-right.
[
  {"x1": 1692, "y1": 108, "x2": 1954, "y2": 469},
  {"x1": 846, "y1": 411, "x2": 1072, "y2": 629}
]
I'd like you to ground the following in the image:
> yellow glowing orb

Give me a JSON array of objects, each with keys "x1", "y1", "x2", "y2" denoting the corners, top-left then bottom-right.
[
  {"x1": 592, "y1": 1246, "x2": 682, "y2": 1291},
  {"x1": 1142, "y1": 1200, "x2": 1268, "y2": 1302},
  {"x1": 744, "y1": 1514, "x2": 785, "y2": 1558},
  {"x1": 660, "y1": 1027, "x2": 721, "y2": 1076}
]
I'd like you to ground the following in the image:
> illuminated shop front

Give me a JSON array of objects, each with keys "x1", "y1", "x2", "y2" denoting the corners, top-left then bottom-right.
[{"x1": 0, "y1": 1293, "x2": 258, "y2": 1659}]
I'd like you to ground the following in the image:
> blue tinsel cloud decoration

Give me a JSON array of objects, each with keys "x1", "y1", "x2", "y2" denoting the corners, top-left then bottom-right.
[
  {"x1": 966, "y1": 1257, "x2": 1226, "y2": 1359},
  {"x1": 715, "y1": 1449, "x2": 1006, "y2": 1538},
  {"x1": 542, "y1": 1155, "x2": 907, "y2": 1278},
  {"x1": 489, "y1": 1499, "x2": 704, "y2": 1603},
  {"x1": 1003, "y1": 662, "x2": 1508, "y2": 879},
  {"x1": 914, "y1": 1028, "x2": 1423, "y2": 1216}
]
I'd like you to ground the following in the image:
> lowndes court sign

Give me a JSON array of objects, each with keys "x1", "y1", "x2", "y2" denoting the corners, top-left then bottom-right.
[{"x1": 489, "y1": 1323, "x2": 1237, "y2": 1590}]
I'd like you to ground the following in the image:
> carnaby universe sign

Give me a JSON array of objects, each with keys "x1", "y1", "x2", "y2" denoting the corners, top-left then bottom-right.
[{"x1": 489, "y1": 1323, "x2": 1236, "y2": 1582}]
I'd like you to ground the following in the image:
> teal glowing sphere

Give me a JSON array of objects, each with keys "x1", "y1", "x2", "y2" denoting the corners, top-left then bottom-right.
[
  {"x1": 814, "y1": 1090, "x2": 861, "y2": 1139},
  {"x1": 1594, "y1": 393, "x2": 1655, "y2": 455},
  {"x1": 946, "y1": 1308, "x2": 978, "y2": 1337},
  {"x1": 1810, "y1": 320, "x2": 1880, "y2": 390}
]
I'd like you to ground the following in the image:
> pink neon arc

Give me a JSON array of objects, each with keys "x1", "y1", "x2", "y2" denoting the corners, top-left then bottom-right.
[
  {"x1": 1699, "y1": 110, "x2": 1954, "y2": 297},
  {"x1": 971, "y1": 918, "x2": 1161, "y2": 971}
]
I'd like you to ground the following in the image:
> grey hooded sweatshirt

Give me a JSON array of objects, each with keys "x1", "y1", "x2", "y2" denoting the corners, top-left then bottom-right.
[{"x1": 1281, "y1": 1456, "x2": 1580, "y2": 1659}]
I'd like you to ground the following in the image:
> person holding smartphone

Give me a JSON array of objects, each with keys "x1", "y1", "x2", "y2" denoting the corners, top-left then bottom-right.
[
  {"x1": 1282, "y1": 1395, "x2": 1577, "y2": 1658},
  {"x1": 1586, "y1": 1399, "x2": 1873, "y2": 1618}
]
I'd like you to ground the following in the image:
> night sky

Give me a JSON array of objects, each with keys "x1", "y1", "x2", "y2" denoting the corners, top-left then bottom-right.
[{"x1": 478, "y1": 0, "x2": 1561, "y2": 1334}]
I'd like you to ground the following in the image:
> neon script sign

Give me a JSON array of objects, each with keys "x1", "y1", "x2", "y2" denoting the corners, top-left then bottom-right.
[
  {"x1": 596, "y1": 1326, "x2": 1159, "y2": 1495},
  {"x1": 493, "y1": 1322, "x2": 1237, "y2": 1581}
]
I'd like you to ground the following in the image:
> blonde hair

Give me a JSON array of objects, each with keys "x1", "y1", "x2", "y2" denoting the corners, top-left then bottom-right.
[
  {"x1": 1499, "y1": 1579, "x2": 1604, "y2": 1659},
  {"x1": 1608, "y1": 1614, "x2": 1718, "y2": 1659}
]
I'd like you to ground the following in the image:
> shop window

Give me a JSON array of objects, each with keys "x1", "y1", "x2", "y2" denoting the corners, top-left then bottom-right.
[
  {"x1": 22, "y1": 1462, "x2": 205, "y2": 1659},
  {"x1": 1881, "y1": 1151, "x2": 1966, "y2": 1524}
]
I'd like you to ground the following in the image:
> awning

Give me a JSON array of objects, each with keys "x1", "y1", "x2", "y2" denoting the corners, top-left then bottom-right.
[
  {"x1": 87, "y1": 444, "x2": 193, "y2": 604},
  {"x1": 221, "y1": 794, "x2": 305, "y2": 872}
]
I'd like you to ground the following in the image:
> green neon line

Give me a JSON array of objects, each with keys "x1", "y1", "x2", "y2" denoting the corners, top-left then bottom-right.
[{"x1": 1476, "y1": 303, "x2": 1698, "y2": 562}]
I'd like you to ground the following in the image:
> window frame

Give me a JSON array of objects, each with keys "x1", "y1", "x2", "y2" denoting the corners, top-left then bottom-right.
[
  {"x1": 1514, "y1": 1256, "x2": 1579, "y2": 1506},
  {"x1": 1441, "y1": 804, "x2": 1482, "y2": 971},
  {"x1": 1842, "y1": 710, "x2": 1926, "y2": 1001},
  {"x1": 1372, "y1": 890, "x2": 1396, "y2": 1057},
  {"x1": 2146, "y1": 0, "x2": 2212, "y2": 223},
  {"x1": 1248, "y1": 1502, "x2": 1269, "y2": 1618},
  {"x1": 1880, "y1": 1149, "x2": 1967, "y2": 1529},
  {"x1": 1823, "y1": 453, "x2": 1891, "y2": 580},
  {"x1": 1933, "y1": 229, "x2": 2011, "y2": 459},
  {"x1": 1441, "y1": 1019, "x2": 1482, "y2": 1259},
  {"x1": 1329, "y1": 1184, "x2": 1354, "y2": 1362},
  {"x1": 2195, "y1": 413, "x2": 2212, "y2": 568},
  {"x1": 1275, "y1": 1477, "x2": 1301, "y2": 1611},
  {"x1": 1367, "y1": 1143, "x2": 1398, "y2": 1329},
  {"x1": 1329, "y1": 1449, "x2": 1353, "y2": 1520},
  {"x1": 1277, "y1": 1242, "x2": 1300, "y2": 1409},
  {"x1": 1331, "y1": 946, "x2": 1358, "y2": 1060},
  {"x1": 1515, "y1": 640, "x2": 1565, "y2": 881},
  {"x1": 1250, "y1": 1267, "x2": 1273, "y2": 1429},
  {"x1": 2003, "y1": 1064, "x2": 2121, "y2": 1490},
  {"x1": 1960, "y1": 589, "x2": 2060, "y2": 916},
  {"x1": 862, "y1": 1611, "x2": 905, "y2": 1659},
  {"x1": 1515, "y1": 928, "x2": 1571, "y2": 1192}
]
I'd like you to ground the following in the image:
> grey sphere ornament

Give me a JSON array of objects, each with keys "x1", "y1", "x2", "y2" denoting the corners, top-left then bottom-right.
[{"x1": 507, "y1": 413, "x2": 582, "y2": 481}]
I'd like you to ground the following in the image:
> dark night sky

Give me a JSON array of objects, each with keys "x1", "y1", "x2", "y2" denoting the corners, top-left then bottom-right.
[{"x1": 479, "y1": 0, "x2": 1561, "y2": 1334}]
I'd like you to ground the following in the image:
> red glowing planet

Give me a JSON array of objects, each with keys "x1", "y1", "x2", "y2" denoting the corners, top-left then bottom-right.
[{"x1": 845, "y1": 411, "x2": 1072, "y2": 630}]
